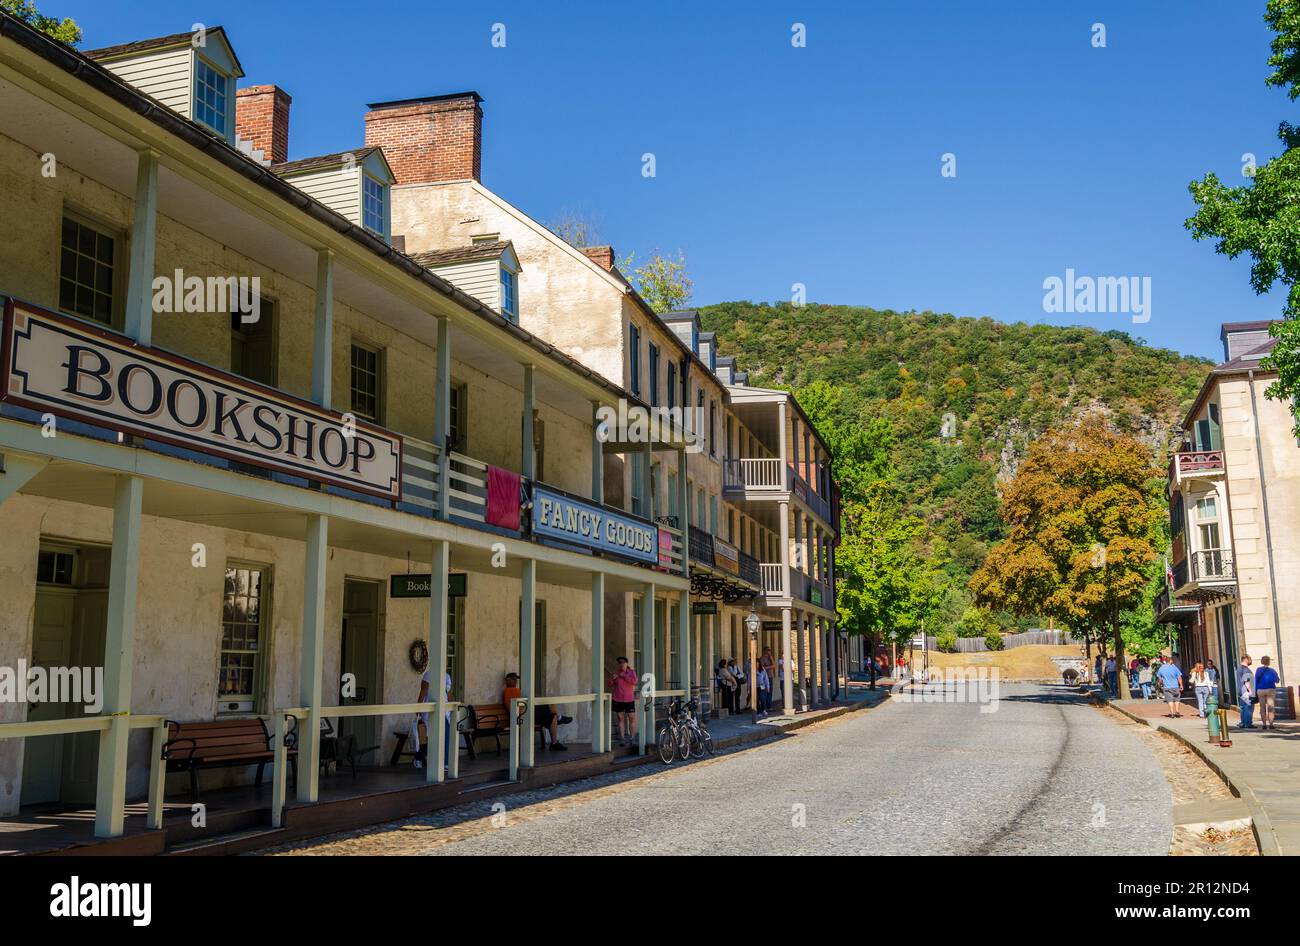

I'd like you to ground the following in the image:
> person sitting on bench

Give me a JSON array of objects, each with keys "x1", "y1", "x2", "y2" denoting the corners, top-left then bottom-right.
[{"x1": 503, "y1": 672, "x2": 572, "y2": 751}]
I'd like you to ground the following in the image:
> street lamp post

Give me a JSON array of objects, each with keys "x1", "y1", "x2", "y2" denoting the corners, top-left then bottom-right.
[{"x1": 746, "y1": 608, "x2": 761, "y2": 725}]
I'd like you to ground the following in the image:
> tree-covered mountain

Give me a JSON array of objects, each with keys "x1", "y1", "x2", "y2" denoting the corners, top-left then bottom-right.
[{"x1": 701, "y1": 301, "x2": 1212, "y2": 629}]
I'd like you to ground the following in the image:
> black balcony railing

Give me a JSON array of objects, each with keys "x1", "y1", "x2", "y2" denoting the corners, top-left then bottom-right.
[
  {"x1": 1190, "y1": 549, "x2": 1234, "y2": 581},
  {"x1": 688, "y1": 525, "x2": 714, "y2": 566},
  {"x1": 737, "y1": 549, "x2": 761, "y2": 587},
  {"x1": 1172, "y1": 557, "x2": 1189, "y2": 589}
]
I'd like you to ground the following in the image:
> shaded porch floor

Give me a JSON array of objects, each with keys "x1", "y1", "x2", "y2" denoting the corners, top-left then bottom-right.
[{"x1": 2, "y1": 740, "x2": 617, "y2": 856}]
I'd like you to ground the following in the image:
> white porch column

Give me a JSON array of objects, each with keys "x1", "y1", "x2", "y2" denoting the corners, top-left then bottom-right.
[
  {"x1": 94, "y1": 474, "x2": 142, "y2": 838},
  {"x1": 779, "y1": 500, "x2": 791, "y2": 596},
  {"x1": 297, "y1": 514, "x2": 328, "y2": 802},
  {"x1": 777, "y1": 400, "x2": 788, "y2": 466},
  {"x1": 311, "y1": 249, "x2": 334, "y2": 408},
  {"x1": 639, "y1": 582, "x2": 655, "y2": 755},
  {"x1": 428, "y1": 539, "x2": 450, "y2": 782},
  {"x1": 781, "y1": 606, "x2": 794, "y2": 712},
  {"x1": 591, "y1": 402, "x2": 604, "y2": 503},
  {"x1": 703, "y1": 612, "x2": 715, "y2": 715},
  {"x1": 677, "y1": 588, "x2": 690, "y2": 697},
  {"x1": 793, "y1": 507, "x2": 803, "y2": 579},
  {"x1": 795, "y1": 611, "x2": 807, "y2": 712},
  {"x1": 811, "y1": 617, "x2": 822, "y2": 705},
  {"x1": 591, "y1": 572, "x2": 605, "y2": 753},
  {"x1": 124, "y1": 150, "x2": 158, "y2": 345},
  {"x1": 677, "y1": 447, "x2": 689, "y2": 576},
  {"x1": 520, "y1": 557, "x2": 537, "y2": 768},
  {"x1": 434, "y1": 315, "x2": 451, "y2": 518}
]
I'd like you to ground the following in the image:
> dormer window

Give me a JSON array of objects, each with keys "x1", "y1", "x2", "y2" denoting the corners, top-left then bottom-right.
[
  {"x1": 363, "y1": 175, "x2": 387, "y2": 236},
  {"x1": 500, "y1": 267, "x2": 518, "y2": 321},
  {"x1": 194, "y1": 57, "x2": 230, "y2": 136}
]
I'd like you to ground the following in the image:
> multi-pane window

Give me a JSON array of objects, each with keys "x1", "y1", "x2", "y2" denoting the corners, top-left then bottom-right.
[
  {"x1": 36, "y1": 549, "x2": 75, "y2": 585},
  {"x1": 220, "y1": 565, "x2": 267, "y2": 710},
  {"x1": 632, "y1": 597, "x2": 643, "y2": 674},
  {"x1": 629, "y1": 324, "x2": 642, "y2": 395},
  {"x1": 447, "y1": 596, "x2": 465, "y2": 702},
  {"x1": 362, "y1": 175, "x2": 386, "y2": 236},
  {"x1": 230, "y1": 296, "x2": 277, "y2": 385},
  {"x1": 648, "y1": 344, "x2": 660, "y2": 407},
  {"x1": 350, "y1": 342, "x2": 382, "y2": 422},
  {"x1": 449, "y1": 383, "x2": 468, "y2": 452},
  {"x1": 631, "y1": 457, "x2": 645, "y2": 517},
  {"x1": 500, "y1": 267, "x2": 518, "y2": 321},
  {"x1": 194, "y1": 58, "x2": 228, "y2": 135},
  {"x1": 59, "y1": 216, "x2": 116, "y2": 324}
]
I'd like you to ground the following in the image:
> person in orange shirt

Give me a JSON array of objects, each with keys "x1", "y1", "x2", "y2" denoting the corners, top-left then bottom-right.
[{"x1": 503, "y1": 671, "x2": 570, "y2": 751}]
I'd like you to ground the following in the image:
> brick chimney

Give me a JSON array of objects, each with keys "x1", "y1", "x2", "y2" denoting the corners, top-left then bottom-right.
[
  {"x1": 236, "y1": 85, "x2": 292, "y2": 165},
  {"x1": 364, "y1": 92, "x2": 483, "y2": 185},
  {"x1": 581, "y1": 246, "x2": 615, "y2": 270}
]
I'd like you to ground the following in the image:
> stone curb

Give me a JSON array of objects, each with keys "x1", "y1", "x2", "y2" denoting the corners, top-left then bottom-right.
[{"x1": 1101, "y1": 694, "x2": 1280, "y2": 857}]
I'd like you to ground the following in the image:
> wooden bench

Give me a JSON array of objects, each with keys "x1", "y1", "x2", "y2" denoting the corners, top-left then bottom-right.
[
  {"x1": 464, "y1": 703, "x2": 512, "y2": 757},
  {"x1": 163, "y1": 718, "x2": 296, "y2": 803}
]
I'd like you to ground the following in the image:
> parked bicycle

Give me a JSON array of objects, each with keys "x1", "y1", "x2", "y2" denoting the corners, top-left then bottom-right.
[{"x1": 656, "y1": 697, "x2": 714, "y2": 764}]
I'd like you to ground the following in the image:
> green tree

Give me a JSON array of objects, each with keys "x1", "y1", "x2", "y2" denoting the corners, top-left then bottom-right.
[
  {"x1": 621, "y1": 249, "x2": 692, "y2": 314},
  {"x1": 969, "y1": 422, "x2": 1162, "y2": 698},
  {"x1": 1186, "y1": 0, "x2": 1300, "y2": 435},
  {"x1": 1, "y1": 0, "x2": 81, "y2": 44},
  {"x1": 836, "y1": 487, "x2": 946, "y2": 653}
]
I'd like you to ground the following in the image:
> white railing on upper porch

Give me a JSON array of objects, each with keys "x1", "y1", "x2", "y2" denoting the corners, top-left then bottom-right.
[
  {"x1": 724, "y1": 457, "x2": 784, "y2": 490},
  {"x1": 760, "y1": 563, "x2": 785, "y2": 595},
  {"x1": 397, "y1": 436, "x2": 500, "y2": 525}
]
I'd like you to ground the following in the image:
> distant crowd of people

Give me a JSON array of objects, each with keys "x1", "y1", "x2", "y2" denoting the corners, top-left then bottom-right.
[{"x1": 1096, "y1": 651, "x2": 1283, "y2": 730}]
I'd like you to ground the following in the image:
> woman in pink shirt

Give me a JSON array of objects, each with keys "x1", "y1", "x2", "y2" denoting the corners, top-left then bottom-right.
[{"x1": 608, "y1": 656, "x2": 639, "y2": 745}]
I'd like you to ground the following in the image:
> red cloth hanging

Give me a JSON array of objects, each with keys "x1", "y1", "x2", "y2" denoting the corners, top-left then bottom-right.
[{"x1": 486, "y1": 465, "x2": 521, "y2": 530}]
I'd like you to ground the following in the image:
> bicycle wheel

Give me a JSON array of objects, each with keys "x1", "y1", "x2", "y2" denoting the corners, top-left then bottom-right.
[
  {"x1": 688, "y1": 725, "x2": 705, "y2": 759},
  {"x1": 699, "y1": 727, "x2": 715, "y2": 756},
  {"x1": 674, "y1": 723, "x2": 691, "y2": 761},
  {"x1": 656, "y1": 726, "x2": 676, "y2": 765}
]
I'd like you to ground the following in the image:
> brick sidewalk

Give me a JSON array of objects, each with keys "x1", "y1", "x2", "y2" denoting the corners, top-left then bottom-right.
[{"x1": 1106, "y1": 694, "x2": 1300, "y2": 856}]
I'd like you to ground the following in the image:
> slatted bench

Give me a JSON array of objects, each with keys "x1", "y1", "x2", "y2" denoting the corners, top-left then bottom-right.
[
  {"x1": 163, "y1": 718, "x2": 296, "y2": 802},
  {"x1": 464, "y1": 703, "x2": 512, "y2": 757}
]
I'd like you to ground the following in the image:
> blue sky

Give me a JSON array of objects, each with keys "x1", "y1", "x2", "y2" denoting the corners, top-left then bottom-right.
[{"x1": 58, "y1": 0, "x2": 1296, "y2": 360}]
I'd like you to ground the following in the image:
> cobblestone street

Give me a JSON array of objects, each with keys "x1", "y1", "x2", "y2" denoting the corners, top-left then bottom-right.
[{"x1": 268, "y1": 683, "x2": 1191, "y2": 856}]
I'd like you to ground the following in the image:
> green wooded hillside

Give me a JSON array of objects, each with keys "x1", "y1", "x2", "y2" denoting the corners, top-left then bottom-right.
[{"x1": 701, "y1": 301, "x2": 1212, "y2": 613}]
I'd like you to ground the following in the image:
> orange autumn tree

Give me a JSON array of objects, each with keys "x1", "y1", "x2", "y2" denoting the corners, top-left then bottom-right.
[{"x1": 969, "y1": 421, "x2": 1161, "y2": 698}]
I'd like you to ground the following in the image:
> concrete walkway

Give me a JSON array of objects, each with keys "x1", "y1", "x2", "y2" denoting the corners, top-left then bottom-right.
[{"x1": 1106, "y1": 694, "x2": 1300, "y2": 856}]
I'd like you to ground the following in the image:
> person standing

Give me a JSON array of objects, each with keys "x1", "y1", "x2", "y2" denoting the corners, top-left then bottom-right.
[
  {"x1": 1255, "y1": 656, "x2": 1280, "y2": 730},
  {"x1": 720, "y1": 659, "x2": 739, "y2": 710},
  {"x1": 1189, "y1": 662, "x2": 1212, "y2": 718},
  {"x1": 608, "y1": 656, "x2": 639, "y2": 745},
  {"x1": 728, "y1": 659, "x2": 745, "y2": 713},
  {"x1": 755, "y1": 664, "x2": 772, "y2": 717},
  {"x1": 414, "y1": 666, "x2": 453, "y2": 773},
  {"x1": 1156, "y1": 658, "x2": 1184, "y2": 718},
  {"x1": 1206, "y1": 659, "x2": 1220, "y2": 699},
  {"x1": 1105, "y1": 655, "x2": 1118, "y2": 695},
  {"x1": 1138, "y1": 660, "x2": 1153, "y2": 700},
  {"x1": 1237, "y1": 655, "x2": 1256, "y2": 730}
]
